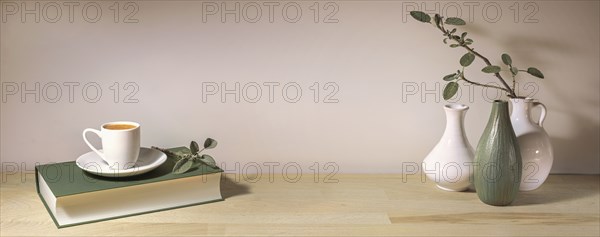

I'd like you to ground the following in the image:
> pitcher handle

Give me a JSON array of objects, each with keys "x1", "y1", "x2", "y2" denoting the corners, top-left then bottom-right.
[{"x1": 532, "y1": 102, "x2": 547, "y2": 127}]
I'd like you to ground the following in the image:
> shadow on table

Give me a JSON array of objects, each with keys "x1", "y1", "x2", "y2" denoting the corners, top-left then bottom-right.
[
  {"x1": 221, "y1": 175, "x2": 251, "y2": 199},
  {"x1": 511, "y1": 176, "x2": 599, "y2": 206}
]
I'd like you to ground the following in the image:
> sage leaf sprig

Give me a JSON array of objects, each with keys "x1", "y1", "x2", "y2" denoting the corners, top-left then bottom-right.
[
  {"x1": 152, "y1": 138, "x2": 218, "y2": 174},
  {"x1": 409, "y1": 11, "x2": 545, "y2": 100}
]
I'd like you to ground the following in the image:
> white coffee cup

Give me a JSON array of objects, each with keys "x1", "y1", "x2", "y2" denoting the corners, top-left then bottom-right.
[{"x1": 82, "y1": 121, "x2": 141, "y2": 169}]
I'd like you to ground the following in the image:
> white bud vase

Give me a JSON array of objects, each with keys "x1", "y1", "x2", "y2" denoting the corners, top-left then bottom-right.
[
  {"x1": 510, "y1": 98, "x2": 554, "y2": 191},
  {"x1": 423, "y1": 104, "x2": 475, "y2": 191}
]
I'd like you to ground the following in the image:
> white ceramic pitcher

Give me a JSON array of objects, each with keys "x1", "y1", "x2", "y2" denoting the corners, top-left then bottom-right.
[{"x1": 510, "y1": 98, "x2": 554, "y2": 191}]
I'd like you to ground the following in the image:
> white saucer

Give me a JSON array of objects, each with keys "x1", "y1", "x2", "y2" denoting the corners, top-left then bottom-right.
[{"x1": 76, "y1": 147, "x2": 167, "y2": 178}]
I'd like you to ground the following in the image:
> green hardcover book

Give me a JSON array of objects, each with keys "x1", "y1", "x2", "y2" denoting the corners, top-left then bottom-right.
[{"x1": 35, "y1": 147, "x2": 224, "y2": 228}]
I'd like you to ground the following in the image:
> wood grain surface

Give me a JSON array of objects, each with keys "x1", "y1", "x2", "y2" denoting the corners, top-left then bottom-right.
[{"x1": 1, "y1": 173, "x2": 598, "y2": 236}]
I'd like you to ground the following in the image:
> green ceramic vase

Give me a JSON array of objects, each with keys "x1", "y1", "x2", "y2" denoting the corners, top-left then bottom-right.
[{"x1": 474, "y1": 100, "x2": 522, "y2": 206}]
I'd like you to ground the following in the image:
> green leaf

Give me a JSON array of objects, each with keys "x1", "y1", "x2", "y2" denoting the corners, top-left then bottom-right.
[
  {"x1": 445, "y1": 17, "x2": 466, "y2": 25},
  {"x1": 173, "y1": 158, "x2": 194, "y2": 174},
  {"x1": 501, "y1": 53, "x2": 512, "y2": 65},
  {"x1": 461, "y1": 32, "x2": 467, "y2": 40},
  {"x1": 482, "y1": 65, "x2": 501, "y2": 73},
  {"x1": 465, "y1": 38, "x2": 473, "y2": 43},
  {"x1": 460, "y1": 53, "x2": 475, "y2": 67},
  {"x1": 190, "y1": 141, "x2": 200, "y2": 155},
  {"x1": 443, "y1": 38, "x2": 448, "y2": 44},
  {"x1": 449, "y1": 44, "x2": 459, "y2": 48},
  {"x1": 450, "y1": 28, "x2": 457, "y2": 34},
  {"x1": 443, "y1": 82, "x2": 459, "y2": 100},
  {"x1": 204, "y1": 138, "x2": 218, "y2": 149},
  {"x1": 443, "y1": 73, "x2": 457, "y2": 81},
  {"x1": 434, "y1": 14, "x2": 442, "y2": 27},
  {"x1": 200, "y1": 154, "x2": 217, "y2": 168},
  {"x1": 527, "y1": 67, "x2": 544, "y2": 78},
  {"x1": 510, "y1": 66, "x2": 518, "y2": 76},
  {"x1": 410, "y1": 11, "x2": 431, "y2": 23}
]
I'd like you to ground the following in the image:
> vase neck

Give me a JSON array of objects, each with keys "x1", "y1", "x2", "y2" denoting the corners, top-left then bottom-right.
[
  {"x1": 442, "y1": 105, "x2": 468, "y2": 139},
  {"x1": 510, "y1": 98, "x2": 533, "y2": 124},
  {"x1": 489, "y1": 100, "x2": 511, "y2": 126}
]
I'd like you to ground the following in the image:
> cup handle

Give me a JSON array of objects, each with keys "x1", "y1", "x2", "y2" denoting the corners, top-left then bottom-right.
[
  {"x1": 533, "y1": 102, "x2": 547, "y2": 127},
  {"x1": 82, "y1": 128, "x2": 106, "y2": 160}
]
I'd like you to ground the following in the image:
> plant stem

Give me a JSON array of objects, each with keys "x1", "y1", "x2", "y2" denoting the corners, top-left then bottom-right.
[
  {"x1": 151, "y1": 146, "x2": 175, "y2": 156},
  {"x1": 460, "y1": 46, "x2": 515, "y2": 97},
  {"x1": 459, "y1": 74, "x2": 511, "y2": 93},
  {"x1": 511, "y1": 74, "x2": 516, "y2": 93},
  {"x1": 436, "y1": 24, "x2": 516, "y2": 97},
  {"x1": 152, "y1": 146, "x2": 192, "y2": 159}
]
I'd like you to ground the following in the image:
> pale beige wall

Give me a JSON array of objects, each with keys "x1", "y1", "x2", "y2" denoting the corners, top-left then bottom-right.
[{"x1": 1, "y1": 1, "x2": 598, "y2": 173}]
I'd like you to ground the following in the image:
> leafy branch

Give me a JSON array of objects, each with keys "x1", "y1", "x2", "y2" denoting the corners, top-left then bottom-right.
[
  {"x1": 409, "y1": 11, "x2": 545, "y2": 100},
  {"x1": 152, "y1": 138, "x2": 218, "y2": 174}
]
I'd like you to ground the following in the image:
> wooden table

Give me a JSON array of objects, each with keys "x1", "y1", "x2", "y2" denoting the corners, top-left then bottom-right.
[{"x1": 1, "y1": 173, "x2": 598, "y2": 236}]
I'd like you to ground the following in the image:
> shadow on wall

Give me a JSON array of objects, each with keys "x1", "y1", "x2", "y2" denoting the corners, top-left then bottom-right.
[
  {"x1": 461, "y1": 24, "x2": 578, "y2": 67},
  {"x1": 503, "y1": 35, "x2": 578, "y2": 67},
  {"x1": 515, "y1": 35, "x2": 600, "y2": 174},
  {"x1": 462, "y1": 26, "x2": 599, "y2": 173},
  {"x1": 504, "y1": 35, "x2": 599, "y2": 174},
  {"x1": 548, "y1": 105, "x2": 600, "y2": 174}
]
